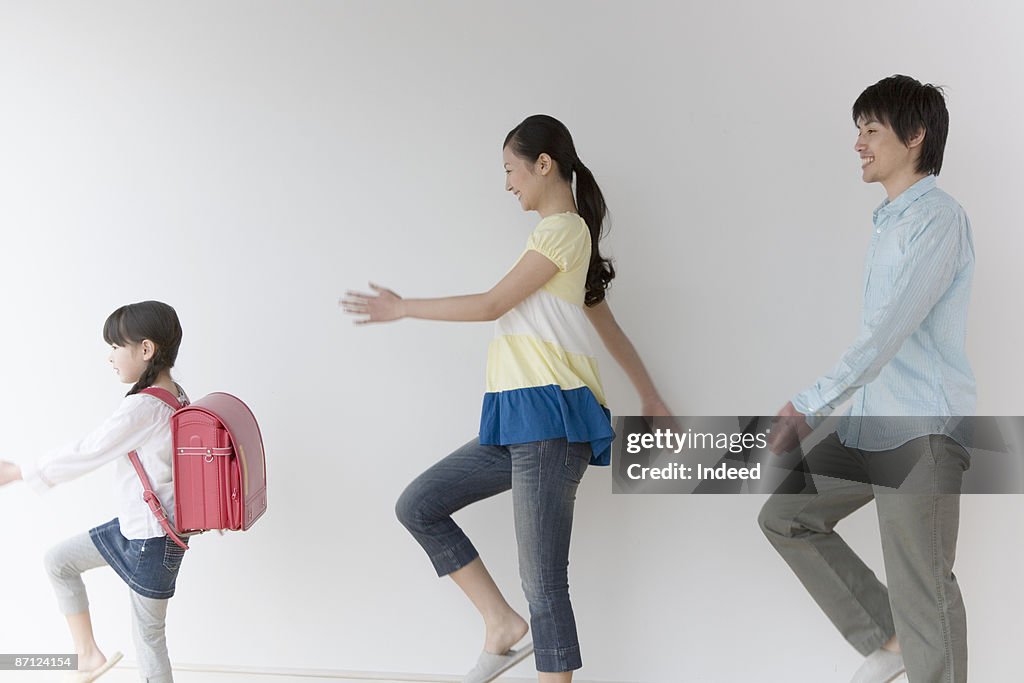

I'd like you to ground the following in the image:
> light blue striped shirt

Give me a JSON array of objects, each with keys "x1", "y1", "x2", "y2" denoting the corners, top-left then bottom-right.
[{"x1": 792, "y1": 175, "x2": 976, "y2": 450}]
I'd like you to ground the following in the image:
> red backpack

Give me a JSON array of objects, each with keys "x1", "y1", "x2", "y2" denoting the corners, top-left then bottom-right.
[{"x1": 128, "y1": 387, "x2": 267, "y2": 550}]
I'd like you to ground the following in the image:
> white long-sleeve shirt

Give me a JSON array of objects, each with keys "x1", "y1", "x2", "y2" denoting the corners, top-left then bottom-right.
[{"x1": 22, "y1": 391, "x2": 182, "y2": 539}]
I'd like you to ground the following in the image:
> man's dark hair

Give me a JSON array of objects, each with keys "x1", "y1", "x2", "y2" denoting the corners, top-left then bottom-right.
[{"x1": 853, "y1": 75, "x2": 949, "y2": 176}]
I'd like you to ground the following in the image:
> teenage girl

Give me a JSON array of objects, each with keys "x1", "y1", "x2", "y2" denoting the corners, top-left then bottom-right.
[
  {"x1": 341, "y1": 115, "x2": 670, "y2": 682},
  {"x1": 0, "y1": 301, "x2": 189, "y2": 683}
]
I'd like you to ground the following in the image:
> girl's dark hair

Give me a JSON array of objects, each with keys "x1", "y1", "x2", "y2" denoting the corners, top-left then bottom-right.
[
  {"x1": 102, "y1": 301, "x2": 182, "y2": 396},
  {"x1": 503, "y1": 114, "x2": 615, "y2": 306},
  {"x1": 852, "y1": 75, "x2": 949, "y2": 176}
]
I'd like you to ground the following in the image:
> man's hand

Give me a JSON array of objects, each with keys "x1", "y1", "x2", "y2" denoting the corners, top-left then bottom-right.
[{"x1": 767, "y1": 401, "x2": 812, "y2": 454}]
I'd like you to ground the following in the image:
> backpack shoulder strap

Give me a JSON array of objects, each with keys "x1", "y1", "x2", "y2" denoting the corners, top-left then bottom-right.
[
  {"x1": 131, "y1": 387, "x2": 189, "y2": 551},
  {"x1": 139, "y1": 386, "x2": 185, "y2": 410},
  {"x1": 127, "y1": 451, "x2": 189, "y2": 550}
]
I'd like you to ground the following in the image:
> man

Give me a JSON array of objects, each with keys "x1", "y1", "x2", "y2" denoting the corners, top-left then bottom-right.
[{"x1": 760, "y1": 75, "x2": 974, "y2": 683}]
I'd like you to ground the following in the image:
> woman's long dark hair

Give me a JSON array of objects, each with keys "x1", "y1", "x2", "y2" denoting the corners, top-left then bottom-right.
[
  {"x1": 102, "y1": 301, "x2": 182, "y2": 396},
  {"x1": 503, "y1": 114, "x2": 615, "y2": 306}
]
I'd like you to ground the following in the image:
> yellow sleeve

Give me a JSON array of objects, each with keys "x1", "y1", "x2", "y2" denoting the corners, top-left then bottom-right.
[{"x1": 525, "y1": 214, "x2": 588, "y2": 272}]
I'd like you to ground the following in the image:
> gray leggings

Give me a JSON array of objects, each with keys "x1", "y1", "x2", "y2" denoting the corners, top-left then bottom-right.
[{"x1": 43, "y1": 532, "x2": 174, "y2": 683}]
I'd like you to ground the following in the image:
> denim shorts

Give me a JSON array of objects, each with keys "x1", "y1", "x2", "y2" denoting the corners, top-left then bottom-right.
[{"x1": 89, "y1": 518, "x2": 187, "y2": 600}]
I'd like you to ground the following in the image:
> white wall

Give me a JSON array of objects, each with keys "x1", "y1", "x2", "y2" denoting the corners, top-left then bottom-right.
[{"x1": 1, "y1": 2, "x2": 1021, "y2": 681}]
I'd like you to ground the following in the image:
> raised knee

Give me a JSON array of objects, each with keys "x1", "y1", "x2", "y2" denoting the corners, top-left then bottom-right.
[
  {"x1": 42, "y1": 546, "x2": 68, "y2": 579},
  {"x1": 394, "y1": 483, "x2": 425, "y2": 531},
  {"x1": 757, "y1": 498, "x2": 787, "y2": 538}
]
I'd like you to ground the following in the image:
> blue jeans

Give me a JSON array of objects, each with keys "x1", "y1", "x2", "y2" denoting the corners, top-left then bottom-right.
[{"x1": 396, "y1": 437, "x2": 591, "y2": 673}]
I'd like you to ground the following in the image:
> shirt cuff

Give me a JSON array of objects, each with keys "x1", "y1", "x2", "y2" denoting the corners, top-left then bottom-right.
[
  {"x1": 791, "y1": 390, "x2": 829, "y2": 430},
  {"x1": 792, "y1": 389, "x2": 823, "y2": 416},
  {"x1": 19, "y1": 459, "x2": 54, "y2": 495}
]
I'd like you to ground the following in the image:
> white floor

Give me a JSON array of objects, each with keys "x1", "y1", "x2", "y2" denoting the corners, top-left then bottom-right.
[
  {"x1": 0, "y1": 664, "x2": 548, "y2": 683},
  {"x1": 0, "y1": 667, "x2": 906, "y2": 683},
  {"x1": 3, "y1": 675, "x2": 416, "y2": 683}
]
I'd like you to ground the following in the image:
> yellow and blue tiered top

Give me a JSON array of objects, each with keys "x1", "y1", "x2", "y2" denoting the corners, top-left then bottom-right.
[{"x1": 479, "y1": 212, "x2": 615, "y2": 465}]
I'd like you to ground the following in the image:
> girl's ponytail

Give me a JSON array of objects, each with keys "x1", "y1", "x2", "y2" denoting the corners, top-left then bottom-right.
[
  {"x1": 572, "y1": 160, "x2": 615, "y2": 306},
  {"x1": 504, "y1": 115, "x2": 616, "y2": 306},
  {"x1": 128, "y1": 346, "x2": 172, "y2": 396}
]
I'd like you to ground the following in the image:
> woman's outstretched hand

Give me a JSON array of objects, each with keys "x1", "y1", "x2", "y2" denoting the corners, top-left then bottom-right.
[
  {"x1": 0, "y1": 461, "x2": 23, "y2": 487},
  {"x1": 340, "y1": 283, "x2": 406, "y2": 324}
]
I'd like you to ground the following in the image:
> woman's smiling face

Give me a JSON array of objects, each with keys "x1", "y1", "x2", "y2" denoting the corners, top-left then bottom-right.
[{"x1": 503, "y1": 145, "x2": 545, "y2": 212}]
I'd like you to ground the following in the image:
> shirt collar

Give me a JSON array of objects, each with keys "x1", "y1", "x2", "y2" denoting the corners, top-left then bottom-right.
[{"x1": 873, "y1": 175, "x2": 936, "y2": 224}]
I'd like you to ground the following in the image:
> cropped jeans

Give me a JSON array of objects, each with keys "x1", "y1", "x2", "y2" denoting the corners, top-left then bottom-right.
[{"x1": 396, "y1": 437, "x2": 591, "y2": 672}]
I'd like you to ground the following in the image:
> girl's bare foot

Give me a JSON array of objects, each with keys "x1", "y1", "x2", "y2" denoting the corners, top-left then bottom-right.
[
  {"x1": 484, "y1": 609, "x2": 529, "y2": 654},
  {"x1": 76, "y1": 647, "x2": 107, "y2": 672}
]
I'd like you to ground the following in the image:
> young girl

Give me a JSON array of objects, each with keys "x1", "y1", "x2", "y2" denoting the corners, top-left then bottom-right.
[
  {"x1": 0, "y1": 300, "x2": 189, "y2": 683},
  {"x1": 341, "y1": 115, "x2": 670, "y2": 682}
]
